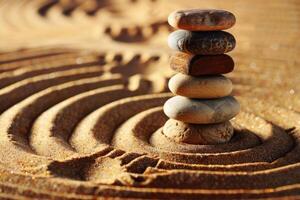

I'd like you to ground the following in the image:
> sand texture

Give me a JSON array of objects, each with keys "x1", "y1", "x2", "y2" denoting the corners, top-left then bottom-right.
[{"x1": 0, "y1": 0, "x2": 299, "y2": 199}]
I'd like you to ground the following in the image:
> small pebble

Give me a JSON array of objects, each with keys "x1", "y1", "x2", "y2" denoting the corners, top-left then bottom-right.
[
  {"x1": 169, "y1": 74, "x2": 232, "y2": 98},
  {"x1": 163, "y1": 119, "x2": 234, "y2": 144},
  {"x1": 168, "y1": 30, "x2": 236, "y2": 55},
  {"x1": 163, "y1": 96, "x2": 240, "y2": 124},
  {"x1": 170, "y1": 52, "x2": 234, "y2": 75},
  {"x1": 168, "y1": 9, "x2": 236, "y2": 31}
]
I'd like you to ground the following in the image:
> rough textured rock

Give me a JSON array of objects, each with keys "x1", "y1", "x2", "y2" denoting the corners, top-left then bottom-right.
[
  {"x1": 170, "y1": 52, "x2": 234, "y2": 75},
  {"x1": 168, "y1": 30, "x2": 236, "y2": 55},
  {"x1": 168, "y1": 9, "x2": 236, "y2": 31},
  {"x1": 163, "y1": 119, "x2": 234, "y2": 144}
]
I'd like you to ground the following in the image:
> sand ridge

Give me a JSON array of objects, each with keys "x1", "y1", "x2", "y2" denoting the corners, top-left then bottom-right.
[{"x1": 0, "y1": 0, "x2": 300, "y2": 199}]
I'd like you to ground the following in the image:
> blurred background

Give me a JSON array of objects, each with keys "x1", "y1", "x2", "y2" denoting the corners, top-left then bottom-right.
[{"x1": 0, "y1": 0, "x2": 299, "y2": 110}]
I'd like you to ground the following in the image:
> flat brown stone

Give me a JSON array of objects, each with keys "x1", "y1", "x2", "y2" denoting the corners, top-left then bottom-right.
[
  {"x1": 170, "y1": 52, "x2": 234, "y2": 75},
  {"x1": 168, "y1": 9, "x2": 236, "y2": 31},
  {"x1": 168, "y1": 30, "x2": 236, "y2": 55},
  {"x1": 168, "y1": 73, "x2": 232, "y2": 98}
]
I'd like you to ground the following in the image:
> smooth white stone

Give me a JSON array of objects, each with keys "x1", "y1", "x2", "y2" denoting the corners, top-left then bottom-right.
[{"x1": 163, "y1": 96, "x2": 240, "y2": 124}]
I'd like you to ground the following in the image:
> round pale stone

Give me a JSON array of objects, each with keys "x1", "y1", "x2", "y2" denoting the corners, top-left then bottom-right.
[
  {"x1": 168, "y1": 30, "x2": 236, "y2": 55},
  {"x1": 170, "y1": 52, "x2": 234, "y2": 75},
  {"x1": 168, "y1": 74, "x2": 232, "y2": 98},
  {"x1": 163, "y1": 119, "x2": 234, "y2": 144},
  {"x1": 168, "y1": 9, "x2": 236, "y2": 31},
  {"x1": 163, "y1": 96, "x2": 240, "y2": 124}
]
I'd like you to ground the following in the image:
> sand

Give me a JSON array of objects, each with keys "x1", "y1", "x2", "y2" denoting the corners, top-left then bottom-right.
[{"x1": 0, "y1": 0, "x2": 299, "y2": 199}]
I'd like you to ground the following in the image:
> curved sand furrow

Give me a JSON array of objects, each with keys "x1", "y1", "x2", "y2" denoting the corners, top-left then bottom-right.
[
  {"x1": 0, "y1": 0, "x2": 299, "y2": 198},
  {"x1": 113, "y1": 107, "x2": 294, "y2": 165},
  {"x1": 0, "y1": 52, "x2": 77, "y2": 71},
  {"x1": 70, "y1": 93, "x2": 171, "y2": 153},
  {"x1": 0, "y1": 165, "x2": 299, "y2": 199},
  {"x1": 30, "y1": 85, "x2": 141, "y2": 159},
  {"x1": 0, "y1": 75, "x2": 124, "y2": 169},
  {"x1": 0, "y1": 67, "x2": 104, "y2": 113},
  {"x1": 0, "y1": 63, "x2": 103, "y2": 89}
]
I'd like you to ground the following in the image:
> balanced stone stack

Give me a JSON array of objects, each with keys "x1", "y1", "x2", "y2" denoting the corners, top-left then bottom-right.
[{"x1": 163, "y1": 9, "x2": 240, "y2": 145}]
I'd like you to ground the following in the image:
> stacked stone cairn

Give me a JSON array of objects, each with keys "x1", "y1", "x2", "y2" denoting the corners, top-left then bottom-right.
[{"x1": 163, "y1": 9, "x2": 240, "y2": 145}]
